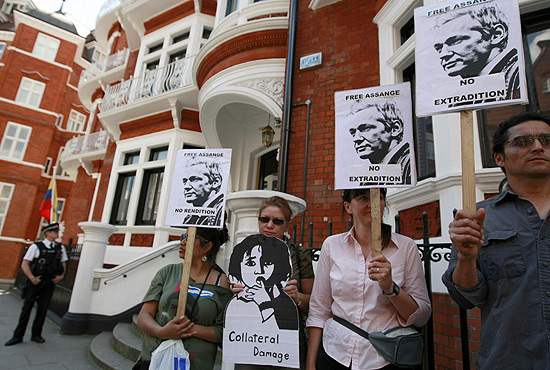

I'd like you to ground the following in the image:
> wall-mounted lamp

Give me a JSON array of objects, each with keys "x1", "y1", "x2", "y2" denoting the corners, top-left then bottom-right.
[{"x1": 260, "y1": 115, "x2": 275, "y2": 148}]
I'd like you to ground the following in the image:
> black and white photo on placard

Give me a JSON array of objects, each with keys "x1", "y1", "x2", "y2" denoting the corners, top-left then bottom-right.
[
  {"x1": 223, "y1": 234, "x2": 300, "y2": 368},
  {"x1": 334, "y1": 82, "x2": 416, "y2": 189},
  {"x1": 415, "y1": 0, "x2": 528, "y2": 116},
  {"x1": 165, "y1": 149, "x2": 231, "y2": 228}
]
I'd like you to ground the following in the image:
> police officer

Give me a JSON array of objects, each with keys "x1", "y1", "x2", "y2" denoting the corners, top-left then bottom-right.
[{"x1": 5, "y1": 223, "x2": 67, "y2": 346}]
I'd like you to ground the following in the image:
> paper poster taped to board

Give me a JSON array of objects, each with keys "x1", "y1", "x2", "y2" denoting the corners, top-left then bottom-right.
[
  {"x1": 224, "y1": 234, "x2": 300, "y2": 368},
  {"x1": 334, "y1": 82, "x2": 416, "y2": 189},
  {"x1": 165, "y1": 149, "x2": 231, "y2": 228},
  {"x1": 414, "y1": 0, "x2": 528, "y2": 116}
]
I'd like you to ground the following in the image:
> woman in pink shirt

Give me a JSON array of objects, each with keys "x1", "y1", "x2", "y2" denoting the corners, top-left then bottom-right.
[{"x1": 306, "y1": 188, "x2": 431, "y2": 370}]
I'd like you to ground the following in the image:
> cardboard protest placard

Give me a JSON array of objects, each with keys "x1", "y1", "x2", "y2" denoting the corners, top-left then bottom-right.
[
  {"x1": 334, "y1": 82, "x2": 416, "y2": 189},
  {"x1": 165, "y1": 149, "x2": 231, "y2": 228},
  {"x1": 415, "y1": 0, "x2": 527, "y2": 117},
  {"x1": 224, "y1": 235, "x2": 299, "y2": 368}
]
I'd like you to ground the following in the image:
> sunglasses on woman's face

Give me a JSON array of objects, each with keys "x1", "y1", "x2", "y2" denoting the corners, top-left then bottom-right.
[
  {"x1": 258, "y1": 216, "x2": 287, "y2": 226},
  {"x1": 180, "y1": 233, "x2": 209, "y2": 243}
]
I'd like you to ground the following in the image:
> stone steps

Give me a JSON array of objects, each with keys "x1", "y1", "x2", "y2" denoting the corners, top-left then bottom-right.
[{"x1": 89, "y1": 315, "x2": 142, "y2": 370}]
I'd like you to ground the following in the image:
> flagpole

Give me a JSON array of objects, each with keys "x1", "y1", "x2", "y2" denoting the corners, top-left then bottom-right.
[{"x1": 51, "y1": 166, "x2": 58, "y2": 223}]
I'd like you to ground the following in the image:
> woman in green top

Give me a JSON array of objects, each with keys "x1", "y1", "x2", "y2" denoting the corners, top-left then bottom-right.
[{"x1": 133, "y1": 226, "x2": 232, "y2": 370}]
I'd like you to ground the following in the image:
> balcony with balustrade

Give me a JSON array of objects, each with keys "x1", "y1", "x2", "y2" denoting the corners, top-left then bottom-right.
[
  {"x1": 79, "y1": 48, "x2": 130, "y2": 109},
  {"x1": 97, "y1": 54, "x2": 198, "y2": 140},
  {"x1": 60, "y1": 131, "x2": 110, "y2": 181}
]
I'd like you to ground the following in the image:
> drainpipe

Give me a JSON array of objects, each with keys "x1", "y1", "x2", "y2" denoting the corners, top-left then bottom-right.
[
  {"x1": 293, "y1": 100, "x2": 311, "y2": 246},
  {"x1": 277, "y1": 0, "x2": 299, "y2": 193}
]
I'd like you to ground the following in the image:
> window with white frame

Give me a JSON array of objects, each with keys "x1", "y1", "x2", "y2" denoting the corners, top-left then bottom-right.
[
  {"x1": 0, "y1": 182, "x2": 14, "y2": 234},
  {"x1": 374, "y1": 0, "x2": 435, "y2": 180},
  {"x1": 110, "y1": 145, "x2": 168, "y2": 226},
  {"x1": 15, "y1": 77, "x2": 45, "y2": 108},
  {"x1": 43, "y1": 157, "x2": 53, "y2": 175},
  {"x1": 0, "y1": 122, "x2": 31, "y2": 160},
  {"x1": 67, "y1": 110, "x2": 87, "y2": 132},
  {"x1": 54, "y1": 147, "x2": 70, "y2": 178},
  {"x1": 32, "y1": 33, "x2": 60, "y2": 62}
]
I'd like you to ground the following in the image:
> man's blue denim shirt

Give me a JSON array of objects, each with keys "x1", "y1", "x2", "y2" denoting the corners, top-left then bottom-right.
[{"x1": 442, "y1": 187, "x2": 550, "y2": 369}]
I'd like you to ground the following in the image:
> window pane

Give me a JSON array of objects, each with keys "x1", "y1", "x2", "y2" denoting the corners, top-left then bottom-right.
[
  {"x1": 0, "y1": 200, "x2": 6, "y2": 213},
  {"x1": 14, "y1": 142, "x2": 25, "y2": 159},
  {"x1": 0, "y1": 139, "x2": 13, "y2": 156},
  {"x1": 124, "y1": 151, "x2": 140, "y2": 165},
  {"x1": 136, "y1": 169, "x2": 164, "y2": 225},
  {"x1": 18, "y1": 127, "x2": 30, "y2": 140},
  {"x1": 403, "y1": 64, "x2": 436, "y2": 180},
  {"x1": 149, "y1": 146, "x2": 168, "y2": 161},
  {"x1": 111, "y1": 173, "x2": 136, "y2": 225}
]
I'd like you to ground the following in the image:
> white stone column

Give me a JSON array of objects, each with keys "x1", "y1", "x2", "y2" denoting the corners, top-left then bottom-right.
[{"x1": 67, "y1": 221, "x2": 117, "y2": 313}]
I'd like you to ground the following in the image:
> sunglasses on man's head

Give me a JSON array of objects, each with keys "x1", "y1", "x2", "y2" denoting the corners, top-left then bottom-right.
[
  {"x1": 180, "y1": 233, "x2": 209, "y2": 243},
  {"x1": 258, "y1": 216, "x2": 287, "y2": 226},
  {"x1": 506, "y1": 133, "x2": 550, "y2": 148}
]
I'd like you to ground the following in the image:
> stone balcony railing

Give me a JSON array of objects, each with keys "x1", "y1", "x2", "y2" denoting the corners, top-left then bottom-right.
[
  {"x1": 99, "y1": 55, "x2": 195, "y2": 113},
  {"x1": 80, "y1": 48, "x2": 130, "y2": 87},
  {"x1": 62, "y1": 131, "x2": 110, "y2": 160},
  {"x1": 97, "y1": 0, "x2": 120, "y2": 20}
]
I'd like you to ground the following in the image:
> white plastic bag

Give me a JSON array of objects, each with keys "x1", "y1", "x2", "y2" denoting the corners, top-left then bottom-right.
[{"x1": 149, "y1": 339, "x2": 190, "y2": 370}]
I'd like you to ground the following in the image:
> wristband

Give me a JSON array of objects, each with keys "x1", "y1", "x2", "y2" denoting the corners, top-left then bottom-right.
[{"x1": 32, "y1": 277, "x2": 37, "y2": 282}]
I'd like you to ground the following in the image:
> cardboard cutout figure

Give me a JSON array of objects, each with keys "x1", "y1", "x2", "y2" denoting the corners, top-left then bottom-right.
[
  {"x1": 224, "y1": 235, "x2": 299, "y2": 368},
  {"x1": 165, "y1": 149, "x2": 231, "y2": 228},
  {"x1": 415, "y1": 0, "x2": 527, "y2": 116},
  {"x1": 334, "y1": 83, "x2": 416, "y2": 189}
]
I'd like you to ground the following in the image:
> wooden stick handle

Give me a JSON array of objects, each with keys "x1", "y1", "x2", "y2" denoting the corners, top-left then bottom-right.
[
  {"x1": 371, "y1": 188, "x2": 382, "y2": 257},
  {"x1": 460, "y1": 110, "x2": 477, "y2": 216},
  {"x1": 176, "y1": 227, "x2": 196, "y2": 317}
]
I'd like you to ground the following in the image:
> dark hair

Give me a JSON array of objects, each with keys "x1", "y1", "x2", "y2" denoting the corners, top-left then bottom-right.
[
  {"x1": 342, "y1": 188, "x2": 392, "y2": 249},
  {"x1": 229, "y1": 234, "x2": 292, "y2": 287},
  {"x1": 196, "y1": 226, "x2": 229, "y2": 265},
  {"x1": 492, "y1": 112, "x2": 550, "y2": 174},
  {"x1": 258, "y1": 196, "x2": 292, "y2": 221}
]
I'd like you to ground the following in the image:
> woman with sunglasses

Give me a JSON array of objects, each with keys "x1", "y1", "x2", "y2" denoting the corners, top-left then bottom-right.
[
  {"x1": 133, "y1": 227, "x2": 232, "y2": 370},
  {"x1": 233, "y1": 195, "x2": 314, "y2": 370},
  {"x1": 306, "y1": 189, "x2": 431, "y2": 370}
]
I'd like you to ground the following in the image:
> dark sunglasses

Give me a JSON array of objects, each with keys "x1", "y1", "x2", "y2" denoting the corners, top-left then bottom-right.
[
  {"x1": 180, "y1": 233, "x2": 209, "y2": 243},
  {"x1": 506, "y1": 133, "x2": 550, "y2": 148},
  {"x1": 258, "y1": 216, "x2": 287, "y2": 226}
]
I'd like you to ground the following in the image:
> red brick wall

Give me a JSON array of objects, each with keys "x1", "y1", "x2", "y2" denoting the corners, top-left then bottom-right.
[
  {"x1": 433, "y1": 293, "x2": 480, "y2": 369},
  {"x1": 285, "y1": 1, "x2": 383, "y2": 246},
  {"x1": 398, "y1": 200, "x2": 441, "y2": 239}
]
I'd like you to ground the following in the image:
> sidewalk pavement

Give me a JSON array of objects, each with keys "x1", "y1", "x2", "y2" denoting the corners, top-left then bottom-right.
[{"x1": 0, "y1": 284, "x2": 98, "y2": 370}]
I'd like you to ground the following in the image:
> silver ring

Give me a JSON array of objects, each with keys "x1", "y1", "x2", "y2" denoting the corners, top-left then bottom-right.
[{"x1": 377, "y1": 268, "x2": 380, "y2": 272}]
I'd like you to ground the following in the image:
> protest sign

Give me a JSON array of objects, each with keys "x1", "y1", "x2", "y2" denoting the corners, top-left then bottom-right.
[
  {"x1": 165, "y1": 149, "x2": 232, "y2": 228},
  {"x1": 415, "y1": 0, "x2": 527, "y2": 116},
  {"x1": 334, "y1": 82, "x2": 416, "y2": 189},
  {"x1": 224, "y1": 235, "x2": 300, "y2": 368}
]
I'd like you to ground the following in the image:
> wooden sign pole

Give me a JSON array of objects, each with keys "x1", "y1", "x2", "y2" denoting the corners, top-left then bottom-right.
[
  {"x1": 460, "y1": 110, "x2": 477, "y2": 217},
  {"x1": 370, "y1": 188, "x2": 382, "y2": 257},
  {"x1": 176, "y1": 226, "x2": 196, "y2": 317}
]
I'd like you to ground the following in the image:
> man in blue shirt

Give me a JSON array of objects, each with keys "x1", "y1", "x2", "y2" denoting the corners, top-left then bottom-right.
[{"x1": 442, "y1": 112, "x2": 550, "y2": 369}]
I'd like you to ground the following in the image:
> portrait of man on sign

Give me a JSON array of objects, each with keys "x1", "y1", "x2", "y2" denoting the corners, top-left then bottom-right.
[
  {"x1": 414, "y1": 0, "x2": 527, "y2": 116},
  {"x1": 346, "y1": 100, "x2": 411, "y2": 184},
  {"x1": 334, "y1": 82, "x2": 416, "y2": 190},
  {"x1": 432, "y1": 2, "x2": 519, "y2": 100},
  {"x1": 165, "y1": 149, "x2": 231, "y2": 228},
  {"x1": 181, "y1": 156, "x2": 224, "y2": 226}
]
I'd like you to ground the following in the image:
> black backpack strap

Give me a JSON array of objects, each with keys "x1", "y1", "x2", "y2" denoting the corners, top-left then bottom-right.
[{"x1": 333, "y1": 316, "x2": 370, "y2": 340}]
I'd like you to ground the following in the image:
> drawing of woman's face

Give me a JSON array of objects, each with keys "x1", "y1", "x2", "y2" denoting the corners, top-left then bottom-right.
[{"x1": 240, "y1": 245, "x2": 274, "y2": 288}]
